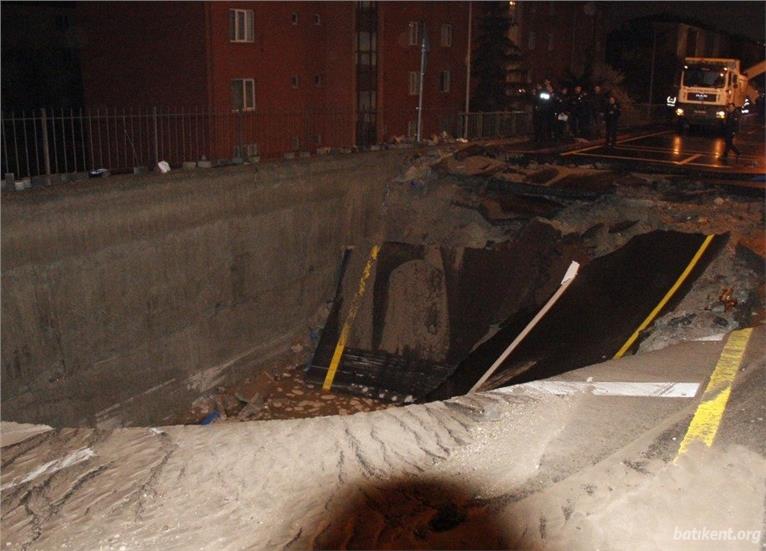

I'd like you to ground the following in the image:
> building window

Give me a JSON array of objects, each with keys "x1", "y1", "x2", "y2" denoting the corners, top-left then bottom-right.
[
  {"x1": 291, "y1": 75, "x2": 300, "y2": 89},
  {"x1": 229, "y1": 9, "x2": 254, "y2": 42},
  {"x1": 547, "y1": 32, "x2": 554, "y2": 51},
  {"x1": 55, "y1": 15, "x2": 70, "y2": 31},
  {"x1": 314, "y1": 74, "x2": 323, "y2": 87},
  {"x1": 439, "y1": 70, "x2": 451, "y2": 93},
  {"x1": 528, "y1": 31, "x2": 536, "y2": 50},
  {"x1": 408, "y1": 21, "x2": 422, "y2": 46},
  {"x1": 291, "y1": 12, "x2": 299, "y2": 25},
  {"x1": 314, "y1": 14, "x2": 321, "y2": 25},
  {"x1": 409, "y1": 71, "x2": 420, "y2": 95},
  {"x1": 440, "y1": 24, "x2": 453, "y2": 47},
  {"x1": 231, "y1": 79, "x2": 255, "y2": 111}
]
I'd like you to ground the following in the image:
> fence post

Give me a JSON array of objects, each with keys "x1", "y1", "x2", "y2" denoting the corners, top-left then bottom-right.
[
  {"x1": 153, "y1": 106, "x2": 159, "y2": 165},
  {"x1": 40, "y1": 108, "x2": 52, "y2": 184}
]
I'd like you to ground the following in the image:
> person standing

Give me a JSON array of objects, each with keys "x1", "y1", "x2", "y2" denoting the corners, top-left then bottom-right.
[
  {"x1": 531, "y1": 83, "x2": 544, "y2": 144},
  {"x1": 604, "y1": 95, "x2": 621, "y2": 148},
  {"x1": 720, "y1": 102, "x2": 741, "y2": 161},
  {"x1": 553, "y1": 86, "x2": 570, "y2": 142},
  {"x1": 591, "y1": 85, "x2": 607, "y2": 138},
  {"x1": 540, "y1": 83, "x2": 555, "y2": 143},
  {"x1": 570, "y1": 85, "x2": 589, "y2": 138}
]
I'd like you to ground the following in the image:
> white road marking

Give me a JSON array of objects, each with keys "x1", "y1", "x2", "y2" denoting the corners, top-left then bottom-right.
[
  {"x1": 493, "y1": 380, "x2": 700, "y2": 398},
  {"x1": 693, "y1": 333, "x2": 727, "y2": 342}
]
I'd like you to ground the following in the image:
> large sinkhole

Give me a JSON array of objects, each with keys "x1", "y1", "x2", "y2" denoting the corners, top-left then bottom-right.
[
  {"x1": 182, "y1": 226, "x2": 728, "y2": 426},
  {"x1": 2, "y1": 153, "x2": 761, "y2": 428}
]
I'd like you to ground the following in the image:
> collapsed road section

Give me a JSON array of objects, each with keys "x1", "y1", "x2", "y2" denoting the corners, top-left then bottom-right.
[{"x1": 307, "y1": 225, "x2": 727, "y2": 402}]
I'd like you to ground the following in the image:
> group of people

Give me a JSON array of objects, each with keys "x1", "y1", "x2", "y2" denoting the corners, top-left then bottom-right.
[{"x1": 531, "y1": 80, "x2": 621, "y2": 147}]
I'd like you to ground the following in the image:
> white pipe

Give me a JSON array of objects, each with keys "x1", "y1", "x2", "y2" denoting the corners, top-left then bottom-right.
[{"x1": 469, "y1": 261, "x2": 580, "y2": 393}]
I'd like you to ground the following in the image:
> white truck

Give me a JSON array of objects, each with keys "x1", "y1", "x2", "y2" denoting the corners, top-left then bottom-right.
[{"x1": 668, "y1": 57, "x2": 763, "y2": 129}]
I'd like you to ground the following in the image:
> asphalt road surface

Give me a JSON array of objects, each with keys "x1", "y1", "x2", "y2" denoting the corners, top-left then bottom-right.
[{"x1": 562, "y1": 118, "x2": 765, "y2": 176}]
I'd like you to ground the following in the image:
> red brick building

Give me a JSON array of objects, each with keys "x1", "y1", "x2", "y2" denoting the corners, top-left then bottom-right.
[
  {"x1": 77, "y1": 1, "x2": 472, "y2": 160},
  {"x1": 507, "y1": 1, "x2": 608, "y2": 89}
]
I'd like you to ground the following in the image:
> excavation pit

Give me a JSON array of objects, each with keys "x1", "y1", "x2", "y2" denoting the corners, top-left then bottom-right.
[{"x1": 1, "y1": 149, "x2": 762, "y2": 428}]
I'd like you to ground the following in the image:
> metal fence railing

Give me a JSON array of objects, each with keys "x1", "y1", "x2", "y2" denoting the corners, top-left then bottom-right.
[
  {"x1": 0, "y1": 108, "x2": 359, "y2": 181},
  {"x1": 4, "y1": 104, "x2": 673, "y2": 184},
  {"x1": 459, "y1": 111, "x2": 532, "y2": 140}
]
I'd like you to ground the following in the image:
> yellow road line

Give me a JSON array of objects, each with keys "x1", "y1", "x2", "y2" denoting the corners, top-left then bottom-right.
[
  {"x1": 614, "y1": 234, "x2": 715, "y2": 359},
  {"x1": 322, "y1": 244, "x2": 381, "y2": 391},
  {"x1": 615, "y1": 143, "x2": 761, "y2": 160},
  {"x1": 561, "y1": 143, "x2": 602, "y2": 156},
  {"x1": 675, "y1": 328, "x2": 753, "y2": 460},
  {"x1": 615, "y1": 129, "x2": 673, "y2": 144},
  {"x1": 569, "y1": 150, "x2": 725, "y2": 169},
  {"x1": 561, "y1": 130, "x2": 673, "y2": 157},
  {"x1": 677, "y1": 153, "x2": 703, "y2": 165}
]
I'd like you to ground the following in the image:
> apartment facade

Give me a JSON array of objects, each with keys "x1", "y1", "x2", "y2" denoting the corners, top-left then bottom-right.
[
  {"x1": 508, "y1": 1, "x2": 608, "y2": 89},
  {"x1": 77, "y1": 1, "x2": 471, "y2": 159}
]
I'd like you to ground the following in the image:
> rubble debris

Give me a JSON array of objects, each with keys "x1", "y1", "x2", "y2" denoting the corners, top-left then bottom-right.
[
  {"x1": 718, "y1": 288, "x2": 737, "y2": 312},
  {"x1": 526, "y1": 167, "x2": 559, "y2": 184},
  {"x1": 608, "y1": 220, "x2": 639, "y2": 234}
]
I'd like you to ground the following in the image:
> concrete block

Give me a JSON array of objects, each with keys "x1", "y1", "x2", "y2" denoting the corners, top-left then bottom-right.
[
  {"x1": 316, "y1": 147, "x2": 332, "y2": 156},
  {"x1": 198, "y1": 159, "x2": 213, "y2": 169},
  {"x1": 369, "y1": 145, "x2": 381, "y2": 151},
  {"x1": 299, "y1": 151, "x2": 311, "y2": 159},
  {"x1": 182, "y1": 161, "x2": 197, "y2": 170},
  {"x1": 283, "y1": 152, "x2": 296, "y2": 160}
]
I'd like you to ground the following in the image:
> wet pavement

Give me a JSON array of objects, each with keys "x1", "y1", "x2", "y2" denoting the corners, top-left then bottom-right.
[{"x1": 561, "y1": 119, "x2": 765, "y2": 175}]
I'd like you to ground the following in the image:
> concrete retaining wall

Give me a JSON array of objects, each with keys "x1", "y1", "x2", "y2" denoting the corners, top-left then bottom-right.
[{"x1": 1, "y1": 152, "x2": 404, "y2": 427}]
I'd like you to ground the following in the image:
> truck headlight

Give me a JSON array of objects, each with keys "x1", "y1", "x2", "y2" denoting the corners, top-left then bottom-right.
[
  {"x1": 675, "y1": 108, "x2": 684, "y2": 117},
  {"x1": 716, "y1": 110, "x2": 725, "y2": 119}
]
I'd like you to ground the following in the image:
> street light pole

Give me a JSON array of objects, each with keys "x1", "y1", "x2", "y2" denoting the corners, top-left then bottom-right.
[
  {"x1": 416, "y1": 22, "x2": 427, "y2": 143},
  {"x1": 464, "y1": 2, "x2": 473, "y2": 138}
]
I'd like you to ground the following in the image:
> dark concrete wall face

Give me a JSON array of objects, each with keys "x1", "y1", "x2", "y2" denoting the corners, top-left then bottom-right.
[{"x1": 1, "y1": 154, "x2": 399, "y2": 427}]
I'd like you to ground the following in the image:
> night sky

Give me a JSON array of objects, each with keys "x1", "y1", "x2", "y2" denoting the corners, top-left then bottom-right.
[{"x1": 606, "y1": 1, "x2": 765, "y2": 42}]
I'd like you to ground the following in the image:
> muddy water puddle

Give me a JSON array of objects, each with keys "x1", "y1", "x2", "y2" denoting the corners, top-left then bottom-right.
[{"x1": 176, "y1": 362, "x2": 390, "y2": 424}]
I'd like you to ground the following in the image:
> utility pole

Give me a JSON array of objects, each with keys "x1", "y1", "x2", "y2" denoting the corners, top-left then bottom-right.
[
  {"x1": 463, "y1": 2, "x2": 473, "y2": 138},
  {"x1": 416, "y1": 22, "x2": 427, "y2": 143},
  {"x1": 647, "y1": 26, "x2": 657, "y2": 118}
]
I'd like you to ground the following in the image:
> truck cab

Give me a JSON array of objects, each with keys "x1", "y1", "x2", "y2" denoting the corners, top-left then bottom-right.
[{"x1": 669, "y1": 57, "x2": 749, "y2": 129}]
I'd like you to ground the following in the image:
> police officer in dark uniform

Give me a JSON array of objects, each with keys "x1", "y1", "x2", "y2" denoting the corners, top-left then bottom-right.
[
  {"x1": 720, "y1": 102, "x2": 741, "y2": 161},
  {"x1": 570, "y1": 85, "x2": 588, "y2": 138},
  {"x1": 553, "y1": 86, "x2": 569, "y2": 142},
  {"x1": 604, "y1": 95, "x2": 621, "y2": 148},
  {"x1": 531, "y1": 83, "x2": 544, "y2": 144},
  {"x1": 539, "y1": 83, "x2": 555, "y2": 143},
  {"x1": 591, "y1": 85, "x2": 608, "y2": 138}
]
